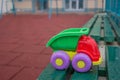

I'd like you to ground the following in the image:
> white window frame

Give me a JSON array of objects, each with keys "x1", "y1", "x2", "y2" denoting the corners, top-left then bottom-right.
[{"x1": 65, "y1": 0, "x2": 85, "y2": 11}]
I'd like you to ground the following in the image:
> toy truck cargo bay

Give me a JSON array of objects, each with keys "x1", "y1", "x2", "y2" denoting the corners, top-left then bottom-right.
[{"x1": 46, "y1": 28, "x2": 102, "y2": 72}]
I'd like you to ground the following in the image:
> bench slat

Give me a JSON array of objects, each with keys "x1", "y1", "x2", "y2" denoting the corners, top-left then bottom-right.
[
  {"x1": 37, "y1": 64, "x2": 69, "y2": 80},
  {"x1": 108, "y1": 16, "x2": 120, "y2": 42},
  {"x1": 90, "y1": 17, "x2": 102, "y2": 42},
  {"x1": 104, "y1": 17, "x2": 115, "y2": 42},
  {"x1": 71, "y1": 66, "x2": 98, "y2": 80},
  {"x1": 107, "y1": 46, "x2": 120, "y2": 80},
  {"x1": 83, "y1": 15, "x2": 98, "y2": 30}
]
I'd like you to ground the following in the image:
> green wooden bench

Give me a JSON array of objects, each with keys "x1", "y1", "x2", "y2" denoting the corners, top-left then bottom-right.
[
  {"x1": 89, "y1": 16, "x2": 102, "y2": 42},
  {"x1": 108, "y1": 16, "x2": 120, "y2": 42},
  {"x1": 83, "y1": 14, "x2": 117, "y2": 43},
  {"x1": 107, "y1": 46, "x2": 120, "y2": 80},
  {"x1": 37, "y1": 65, "x2": 99, "y2": 80},
  {"x1": 103, "y1": 16, "x2": 115, "y2": 42}
]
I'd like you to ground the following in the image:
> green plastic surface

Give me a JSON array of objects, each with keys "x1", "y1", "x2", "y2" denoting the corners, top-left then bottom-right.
[
  {"x1": 90, "y1": 17, "x2": 102, "y2": 42},
  {"x1": 71, "y1": 66, "x2": 98, "y2": 80},
  {"x1": 107, "y1": 46, "x2": 120, "y2": 80},
  {"x1": 103, "y1": 17, "x2": 115, "y2": 42},
  {"x1": 37, "y1": 64, "x2": 69, "y2": 80},
  {"x1": 46, "y1": 28, "x2": 89, "y2": 51}
]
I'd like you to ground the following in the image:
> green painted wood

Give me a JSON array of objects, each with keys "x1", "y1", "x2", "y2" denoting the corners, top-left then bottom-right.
[
  {"x1": 98, "y1": 67, "x2": 106, "y2": 76},
  {"x1": 107, "y1": 46, "x2": 120, "y2": 80},
  {"x1": 83, "y1": 14, "x2": 98, "y2": 30},
  {"x1": 108, "y1": 16, "x2": 120, "y2": 42},
  {"x1": 90, "y1": 17, "x2": 102, "y2": 42},
  {"x1": 37, "y1": 64, "x2": 69, "y2": 80},
  {"x1": 71, "y1": 66, "x2": 98, "y2": 80},
  {"x1": 103, "y1": 17, "x2": 115, "y2": 42}
]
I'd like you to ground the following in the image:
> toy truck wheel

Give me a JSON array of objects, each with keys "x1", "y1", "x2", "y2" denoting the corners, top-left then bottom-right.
[
  {"x1": 72, "y1": 53, "x2": 92, "y2": 72},
  {"x1": 50, "y1": 51, "x2": 70, "y2": 70}
]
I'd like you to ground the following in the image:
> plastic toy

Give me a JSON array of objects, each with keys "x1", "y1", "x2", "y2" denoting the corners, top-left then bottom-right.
[{"x1": 46, "y1": 28, "x2": 102, "y2": 72}]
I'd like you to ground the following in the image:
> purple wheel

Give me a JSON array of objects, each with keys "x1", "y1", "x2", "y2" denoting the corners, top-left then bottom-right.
[
  {"x1": 72, "y1": 53, "x2": 92, "y2": 72},
  {"x1": 50, "y1": 51, "x2": 70, "y2": 70}
]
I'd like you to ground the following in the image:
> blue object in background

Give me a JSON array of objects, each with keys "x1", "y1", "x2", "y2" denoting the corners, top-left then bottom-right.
[
  {"x1": 117, "y1": 0, "x2": 120, "y2": 16},
  {"x1": 49, "y1": 0, "x2": 52, "y2": 19},
  {"x1": 39, "y1": 0, "x2": 44, "y2": 11},
  {"x1": 12, "y1": 0, "x2": 16, "y2": 15},
  {"x1": 0, "y1": 0, "x2": 4, "y2": 18},
  {"x1": 32, "y1": 0, "x2": 36, "y2": 13},
  {"x1": 38, "y1": 0, "x2": 48, "y2": 11},
  {"x1": 56, "y1": 0, "x2": 59, "y2": 16}
]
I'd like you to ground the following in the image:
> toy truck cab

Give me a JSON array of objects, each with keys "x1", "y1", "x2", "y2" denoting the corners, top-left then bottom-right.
[
  {"x1": 77, "y1": 35, "x2": 102, "y2": 65},
  {"x1": 46, "y1": 28, "x2": 102, "y2": 72}
]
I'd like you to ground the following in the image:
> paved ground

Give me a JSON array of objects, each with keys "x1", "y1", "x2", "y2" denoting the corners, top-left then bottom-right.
[{"x1": 0, "y1": 13, "x2": 93, "y2": 80}]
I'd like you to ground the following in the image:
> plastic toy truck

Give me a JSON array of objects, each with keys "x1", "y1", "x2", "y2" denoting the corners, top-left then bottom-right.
[{"x1": 46, "y1": 28, "x2": 102, "y2": 72}]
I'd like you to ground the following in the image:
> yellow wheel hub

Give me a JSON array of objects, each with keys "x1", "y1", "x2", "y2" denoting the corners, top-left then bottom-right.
[
  {"x1": 77, "y1": 61, "x2": 85, "y2": 68},
  {"x1": 55, "y1": 58, "x2": 63, "y2": 66}
]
